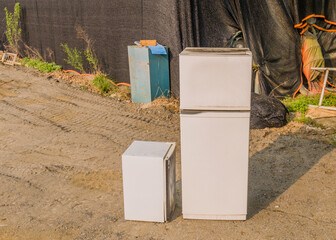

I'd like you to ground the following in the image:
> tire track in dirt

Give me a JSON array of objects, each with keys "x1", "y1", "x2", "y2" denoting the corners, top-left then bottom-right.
[
  {"x1": 3, "y1": 112, "x2": 42, "y2": 127},
  {"x1": 3, "y1": 96, "x2": 165, "y2": 151},
  {"x1": 0, "y1": 100, "x2": 71, "y2": 132},
  {"x1": 13, "y1": 88, "x2": 161, "y2": 139},
  {"x1": 52, "y1": 83, "x2": 180, "y2": 131},
  {"x1": 38, "y1": 92, "x2": 176, "y2": 142},
  {"x1": 0, "y1": 172, "x2": 44, "y2": 192},
  {"x1": 1, "y1": 80, "x2": 178, "y2": 151},
  {"x1": 55, "y1": 84, "x2": 121, "y2": 108},
  {"x1": 0, "y1": 66, "x2": 181, "y2": 237},
  {"x1": 15, "y1": 75, "x2": 178, "y2": 137}
]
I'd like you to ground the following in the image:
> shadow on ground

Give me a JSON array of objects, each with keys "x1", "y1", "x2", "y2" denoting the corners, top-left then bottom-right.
[
  {"x1": 171, "y1": 128, "x2": 334, "y2": 221},
  {"x1": 247, "y1": 130, "x2": 334, "y2": 218}
]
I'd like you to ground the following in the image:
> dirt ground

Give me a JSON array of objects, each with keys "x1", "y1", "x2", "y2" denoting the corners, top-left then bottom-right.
[{"x1": 0, "y1": 64, "x2": 335, "y2": 240}]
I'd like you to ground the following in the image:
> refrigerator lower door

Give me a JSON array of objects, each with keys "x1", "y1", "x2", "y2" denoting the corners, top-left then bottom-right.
[{"x1": 180, "y1": 111, "x2": 250, "y2": 220}]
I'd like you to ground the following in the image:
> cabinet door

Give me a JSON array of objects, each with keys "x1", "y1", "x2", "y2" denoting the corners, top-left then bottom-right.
[{"x1": 123, "y1": 155, "x2": 164, "y2": 222}]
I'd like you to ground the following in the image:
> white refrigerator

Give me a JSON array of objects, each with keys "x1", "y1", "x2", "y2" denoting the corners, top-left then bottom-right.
[
  {"x1": 122, "y1": 141, "x2": 176, "y2": 222},
  {"x1": 180, "y1": 48, "x2": 252, "y2": 220}
]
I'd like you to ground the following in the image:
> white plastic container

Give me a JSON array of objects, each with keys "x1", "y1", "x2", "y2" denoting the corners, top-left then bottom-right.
[{"x1": 122, "y1": 141, "x2": 176, "y2": 222}]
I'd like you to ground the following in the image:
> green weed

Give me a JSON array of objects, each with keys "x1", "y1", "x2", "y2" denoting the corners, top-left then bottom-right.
[
  {"x1": 21, "y1": 57, "x2": 62, "y2": 73},
  {"x1": 283, "y1": 94, "x2": 336, "y2": 113},
  {"x1": 84, "y1": 48, "x2": 99, "y2": 73},
  {"x1": 60, "y1": 43, "x2": 84, "y2": 73},
  {"x1": 294, "y1": 114, "x2": 311, "y2": 124},
  {"x1": 4, "y1": 3, "x2": 21, "y2": 54},
  {"x1": 92, "y1": 74, "x2": 116, "y2": 95},
  {"x1": 293, "y1": 114, "x2": 323, "y2": 128}
]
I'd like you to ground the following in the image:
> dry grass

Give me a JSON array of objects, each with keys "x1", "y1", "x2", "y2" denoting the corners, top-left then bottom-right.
[
  {"x1": 51, "y1": 71, "x2": 96, "y2": 92},
  {"x1": 49, "y1": 70, "x2": 180, "y2": 106},
  {"x1": 23, "y1": 43, "x2": 44, "y2": 60},
  {"x1": 141, "y1": 96, "x2": 180, "y2": 113},
  {"x1": 50, "y1": 71, "x2": 131, "y2": 101}
]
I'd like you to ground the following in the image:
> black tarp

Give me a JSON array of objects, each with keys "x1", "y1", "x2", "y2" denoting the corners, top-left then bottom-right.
[{"x1": 0, "y1": 0, "x2": 335, "y2": 98}]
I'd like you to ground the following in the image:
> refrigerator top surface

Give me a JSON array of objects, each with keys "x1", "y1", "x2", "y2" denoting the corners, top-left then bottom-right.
[
  {"x1": 180, "y1": 47, "x2": 252, "y2": 56},
  {"x1": 123, "y1": 141, "x2": 174, "y2": 160}
]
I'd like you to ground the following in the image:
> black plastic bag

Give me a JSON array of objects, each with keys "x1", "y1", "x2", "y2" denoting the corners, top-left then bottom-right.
[{"x1": 250, "y1": 93, "x2": 288, "y2": 129}]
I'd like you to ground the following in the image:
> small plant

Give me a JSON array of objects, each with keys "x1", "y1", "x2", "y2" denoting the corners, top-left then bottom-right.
[
  {"x1": 61, "y1": 26, "x2": 100, "y2": 74},
  {"x1": 84, "y1": 48, "x2": 99, "y2": 72},
  {"x1": 282, "y1": 94, "x2": 336, "y2": 113},
  {"x1": 21, "y1": 57, "x2": 62, "y2": 73},
  {"x1": 293, "y1": 114, "x2": 323, "y2": 128},
  {"x1": 92, "y1": 74, "x2": 116, "y2": 95},
  {"x1": 76, "y1": 25, "x2": 100, "y2": 73},
  {"x1": 4, "y1": 3, "x2": 22, "y2": 54},
  {"x1": 283, "y1": 96, "x2": 311, "y2": 113},
  {"x1": 61, "y1": 43, "x2": 84, "y2": 73},
  {"x1": 283, "y1": 94, "x2": 336, "y2": 128},
  {"x1": 294, "y1": 115, "x2": 313, "y2": 124}
]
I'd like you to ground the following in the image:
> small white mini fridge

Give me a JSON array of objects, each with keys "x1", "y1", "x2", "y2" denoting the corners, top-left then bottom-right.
[
  {"x1": 180, "y1": 48, "x2": 252, "y2": 220},
  {"x1": 122, "y1": 141, "x2": 176, "y2": 222}
]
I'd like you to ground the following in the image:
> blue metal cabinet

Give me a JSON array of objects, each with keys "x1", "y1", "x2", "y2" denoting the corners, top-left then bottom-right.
[{"x1": 128, "y1": 46, "x2": 170, "y2": 103}]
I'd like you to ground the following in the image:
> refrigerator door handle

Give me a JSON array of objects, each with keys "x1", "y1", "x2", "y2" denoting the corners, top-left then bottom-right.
[
  {"x1": 180, "y1": 110, "x2": 203, "y2": 115},
  {"x1": 181, "y1": 110, "x2": 250, "y2": 115}
]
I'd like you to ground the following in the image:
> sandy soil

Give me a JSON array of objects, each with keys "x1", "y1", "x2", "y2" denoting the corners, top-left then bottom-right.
[{"x1": 0, "y1": 64, "x2": 335, "y2": 240}]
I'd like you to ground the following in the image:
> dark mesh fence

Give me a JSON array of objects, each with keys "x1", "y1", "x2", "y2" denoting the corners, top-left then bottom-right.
[{"x1": 0, "y1": 0, "x2": 335, "y2": 98}]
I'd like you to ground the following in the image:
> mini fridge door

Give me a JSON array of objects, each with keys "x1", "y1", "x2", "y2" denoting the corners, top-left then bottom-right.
[
  {"x1": 180, "y1": 111, "x2": 250, "y2": 220},
  {"x1": 180, "y1": 48, "x2": 252, "y2": 111}
]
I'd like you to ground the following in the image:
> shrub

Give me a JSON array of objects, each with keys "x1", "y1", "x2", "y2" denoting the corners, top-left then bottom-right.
[
  {"x1": 92, "y1": 74, "x2": 116, "y2": 95},
  {"x1": 4, "y1": 3, "x2": 22, "y2": 54},
  {"x1": 60, "y1": 43, "x2": 84, "y2": 73},
  {"x1": 21, "y1": 57, "x2": 62, "y2": 73}
]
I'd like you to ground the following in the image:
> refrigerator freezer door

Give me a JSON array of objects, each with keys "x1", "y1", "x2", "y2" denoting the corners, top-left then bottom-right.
[
  {"x1": 180, "y1": 48, "x2": 252, "y2": 111},
  {"x1": 180, "y1": 111, "x2": 250, "y2": 220}
]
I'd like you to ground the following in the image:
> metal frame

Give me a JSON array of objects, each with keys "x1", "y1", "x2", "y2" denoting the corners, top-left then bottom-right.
[
  {"x1": 0, "y1": 52, "x2": 21, "y2": 66},
  {"x1": 309, "y1": 67, "x2": 336, "y2": 111},
  {"x1": 3, "y1": 53, "x2": 17, "y2": 66}
]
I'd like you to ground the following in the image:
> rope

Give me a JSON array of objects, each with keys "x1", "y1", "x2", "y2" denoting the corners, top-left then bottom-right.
[
  {"x1": 293, "y1": 63, "x2": 303, "y2": 98},
  {"x1": 294, "y1": 14, "x2": 336, "y2": 29}
]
